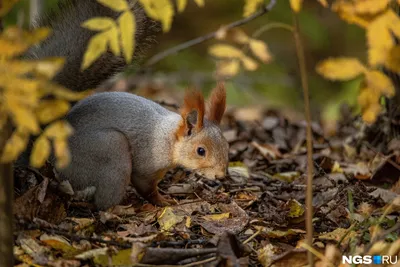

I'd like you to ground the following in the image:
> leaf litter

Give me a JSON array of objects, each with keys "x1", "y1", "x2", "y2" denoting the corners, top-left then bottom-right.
[{"x1": 13, "y1": 106, "x2": 400, "y2": 266}]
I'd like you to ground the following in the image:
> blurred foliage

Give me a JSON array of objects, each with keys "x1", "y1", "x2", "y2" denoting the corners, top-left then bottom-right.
[{"x1": 5, "y1": 0, "x2": 387, "y2": 125}]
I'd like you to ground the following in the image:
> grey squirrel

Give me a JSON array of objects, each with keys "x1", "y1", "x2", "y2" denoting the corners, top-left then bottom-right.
[{"x1": 25, "y1": 0, "x2": 230, "y2": 210}]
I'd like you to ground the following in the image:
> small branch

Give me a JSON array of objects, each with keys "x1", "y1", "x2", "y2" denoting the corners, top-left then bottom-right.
[
  {"x1": 144, "y1": 0, "x2": 277, "y2": 68},
  {"x1": 293, "y1": 13, "x2": 314, "y2": 267}
]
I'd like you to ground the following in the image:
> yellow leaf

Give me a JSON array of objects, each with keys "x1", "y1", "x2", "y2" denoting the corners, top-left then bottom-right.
[
  {"x1": 231, "y1": 28, "x2": 250, "y2": 44},
  {"x1": 202, "y1": 213, "x2": 230, "y2": 221},
  {"x1": 34, "y1": 57, "x2": 65, "y2": 78},
  {"x1": 44, "y1": 121, "x2": 74, "y2": 140},
  {"x1": 317, "y1": 0, "x2": 328, "y2": 8},
  {"x1": 243, "y1": 0, "x2": 263, "y2": 17},
  {"x1": 249, "y1": 39, "x2": 272, "y2": 63},
  {"x1": 365, "y1": 70, "x2": 395, "y2": 97},
  {"x1": 96, "y1": 0, "x2": 129, "y2": 12},
  {"x1": 41, "y1": 83, "x2": 93, "y2": 101},
  {"x1": 0, "y1": 130, "x2": 28, "y2": 163},
  {"x1": 0, "y1": 38, "x2": 27, "y2": 58},
  {"x1": 30, "y1": 135, "x2": 51, "y2": 168},
  {"x1": 290, "y1": 0, "x2": 303, "y2": 13},
  {"x1": 107, "y1": 26, "x2": 121, "y2": 56},
  {"x1": 209, "y1": 44, "x2": 244, "y2": 59},
  {"x1": 354, "y1": 0, "x2": 390, "y2": 15},
  {"x1": 176, "y1": 0, "x2": 187, "y2": 12},
  {"x1": 316, "y1": 57, "x2": 366, "y2": 80},
  {"x1": 36, "y1": 99, "x2": 71, "y2": 124},
  {"x1": 4, "y1": 93, "x2": 40, "y2": 134},
  {"x1": 217, "y1": 60, "x2": 240, "y2": 77},
  {"x1": 138, "y1": 0, "x2": 174, "y2": 32},
  {"x1": 193, "y1": 0, "x2": 204, "y2": 7},
  {"x1": 0, "y1": 0, "x2": 19, "y2": 17},
  {"x1": 362, "y1": 103, "x2": 381, "y2": 124},
  {"x1": 367, "y1": 11, "x2": 395, "y2": 66},
  {"x1": 119, "y1": 11, "x2": 135, "y2": 63},
  {"x1": 332, "y1": 1, "x2": 378, "y2": 28},
  {"x1": 241, "y1": 56, "x2": 258, "y2": 71},
  {"x1": 357, "y1": 86, "x2": 380, "y2": 108},
  {"x1": 81, "y1": 32, "x2": 109, "y2": 70},
  {"x1": 54, "y1": 139, "x2": 70, "y2": 169},
  {"x1": 82, "y1": 17, "x2": 116, "y2": 31},
  {"x1": 158, "y1": 207, "x2": 184, "y2": 231},
  {"x1": 385, "y1": 46, "x2": 400, "y2": 73}
]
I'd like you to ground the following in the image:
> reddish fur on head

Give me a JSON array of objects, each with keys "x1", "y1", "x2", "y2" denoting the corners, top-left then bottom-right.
[
  {"x1": 175, "y1": 90, "x2": 205, "y2": 138},
  {"x1": 207, "y1": 82, "x2": 226, "y2": 124}
]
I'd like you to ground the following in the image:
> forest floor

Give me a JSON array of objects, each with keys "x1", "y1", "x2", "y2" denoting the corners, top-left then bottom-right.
[{"x1": 12, "y1": 105, "x2": 400, "y2": 267}]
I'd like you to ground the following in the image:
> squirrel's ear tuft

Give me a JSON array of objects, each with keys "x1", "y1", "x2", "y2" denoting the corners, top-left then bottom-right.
[
  {"x1": 207, "y1": 82, "x2": 226, "y2": 125},
  {"x1": 176, "y1": 90, "x2": 205, "y2": 138}
]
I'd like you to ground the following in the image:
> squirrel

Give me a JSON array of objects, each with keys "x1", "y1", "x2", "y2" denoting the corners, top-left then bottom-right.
[{"x1": 22, "y1": 0, "x2": 230, "y2": 210}]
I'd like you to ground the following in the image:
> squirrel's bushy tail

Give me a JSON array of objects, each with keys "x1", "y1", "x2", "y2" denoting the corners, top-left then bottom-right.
[{"x1": 24, "y1": 0, "x2": 159, "y2": 92}]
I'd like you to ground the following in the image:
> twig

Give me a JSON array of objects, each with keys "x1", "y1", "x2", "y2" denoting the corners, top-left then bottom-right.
[
  {"x1": 144, "y1": 0, "x2": 277, "y2": 68},
  {"x1": 243, "y1": 228, "x2": 262, "y2": 244},
  {"x1": 293, "y1": 12, "x2": 314, "y2": 267}
]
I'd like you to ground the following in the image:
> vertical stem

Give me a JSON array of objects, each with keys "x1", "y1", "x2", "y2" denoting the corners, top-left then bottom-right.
[
  {"x1": 293, "y1": 14, "x2": 314, "y2": 267},
  {"x1": 29, "y1": 0, "x2": 43, "y2": 27},
  {"x1": 0, "y1": 121, "x2": 14, "y2": 267}
]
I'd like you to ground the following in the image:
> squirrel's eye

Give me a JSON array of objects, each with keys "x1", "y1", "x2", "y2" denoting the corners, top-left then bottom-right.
[{"x1": 197, "y1": 147, "x2": 206, "y2": 157}]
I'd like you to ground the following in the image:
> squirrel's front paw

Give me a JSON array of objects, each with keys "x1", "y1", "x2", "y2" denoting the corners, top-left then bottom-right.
[{"x1": 148, "y1": 192, "x2": 175, "y2": 207}]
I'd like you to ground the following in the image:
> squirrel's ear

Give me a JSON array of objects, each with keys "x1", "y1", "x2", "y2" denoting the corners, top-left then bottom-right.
[
  {"x1": 207, "y1": 82, "x2": 226, "y2": 125},
  {"x1": 176, "y1": 90, "x2": 205, "y2": 138}
]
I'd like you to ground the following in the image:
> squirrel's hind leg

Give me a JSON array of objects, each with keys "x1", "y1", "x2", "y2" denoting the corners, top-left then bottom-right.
[{"x1": 61, "y1": 129, "x2": 132, "y2": 210}]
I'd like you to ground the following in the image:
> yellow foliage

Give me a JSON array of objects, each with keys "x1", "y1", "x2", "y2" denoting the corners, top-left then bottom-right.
[
  {"x1": 353, "y1": 0, "x2": 390, "y2": 15},
  {"x1": 0, "y1": 130, "x2": 29, "y2": 163},
  {"x1": 386, "y1": 46, "x2": 400, "y2": 73},
  {"x1": 209, "y1": 44, "x2": 245, "y2": 59},
  {"x1": 242, "y1": 56, "x2": 258, "y2": 71},
  {"x1": 36, "y1": 100, "x2": 71, "y2": 124},
  {"x1": 81, "y1": 0, "x2": 136, "y2": 69},
  {"x1": 81, "y1": 32, "x2": 109, "y2": 70},
  {"x1": 54, "y1": 139, "x2": 70, "y2": 169},
  {"x1": 119, "y1": 11, "x2": 136, "y2": 63},
  {"x1": 316, "y1": 57, "x2": 366, "y2": 80},
  {"x1": 217, "y1": 60, "x2": 240, "y2": 77},
  {"x1": 193, "y1": 0, "x2": 204, "y2": 7},
  {"x1": 364, "y1": 70, "x2": 395, "y2": 97},
  {"x1": 290, "y1": 0, "x2": 303, "y2": 13},
  {"x1": 249, "y1": 39, "x2": 272, "y2": 63},
  {"x1": 0, "y1": 27, "x2": 50, "y2": 58},
  {"x1": 0, "y1": 22, "x2": 87, "y2": 167},
  {"x1": 139, "y1": 0, "x2": 174, "y2": 32},
  {"x1": 30, "y1": 135, "x2": 51, "y2": 168},
  {"x1": 243, "y1": 0, "x2": 263, "y2": 17},
  {"x1": 176, "y1": 0, "x2": 187, "y2": 13},
  {"x1": 82, "y1": 17, "x2": 116, "y2": 31},
  {"x1": 44, "y1": 121, "x2": 74, "y2": 140},
  {"x1": 367, "y1": 10, "x2": 398, "y2": 66}
]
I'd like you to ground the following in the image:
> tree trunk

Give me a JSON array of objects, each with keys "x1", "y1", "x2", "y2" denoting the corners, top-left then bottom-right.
[{"x1": 0, "y1": 122, "x2": 14, "y2": 267}]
